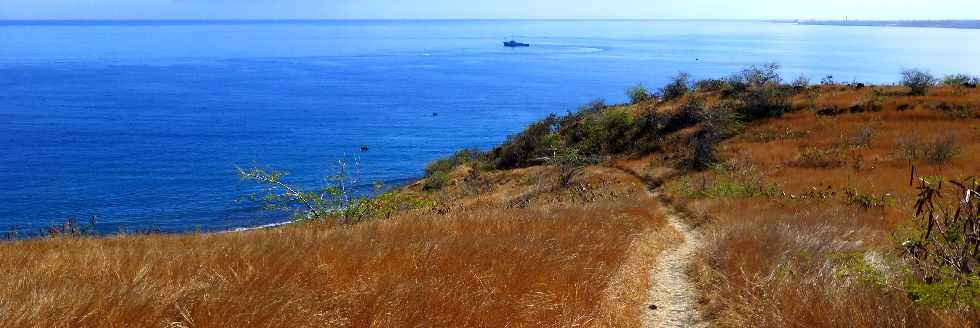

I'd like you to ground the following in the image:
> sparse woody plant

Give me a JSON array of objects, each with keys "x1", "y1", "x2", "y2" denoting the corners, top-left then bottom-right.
[
  {"x1": 239, "y1": 159, "x2": 427, "y2": 223},
  {"x1": 660, "y1": 72, "x2": 692, "y2": 101},
  {"x1": 901, "y1": 68, "x2": 937, "y2": 96}
]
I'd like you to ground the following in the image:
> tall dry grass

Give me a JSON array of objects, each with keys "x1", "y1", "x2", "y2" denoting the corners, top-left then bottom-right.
[
  {"x1": 656, "y1": 86, "x2": 980, "y2": 327},
  {"x1": 0, "y1": 168, "x2": 666, "y2": 328}
]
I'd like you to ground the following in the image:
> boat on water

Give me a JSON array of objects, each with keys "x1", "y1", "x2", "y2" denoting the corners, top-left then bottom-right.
[{"x1": 503, "y1": 40, "x2": 530, "y2": 47}]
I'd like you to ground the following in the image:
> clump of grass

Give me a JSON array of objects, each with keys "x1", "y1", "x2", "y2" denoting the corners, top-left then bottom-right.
[
  {"x1": 791, "y1": 146, "x2": 847, "y2": 168},
  {"x1": 675, "y1": 159, "x2": 777, "y2": 198},
  {"x1": 750, "y1": 127, "x2": 809, "y2": 143},
  {"x1": 841, "y1": 126, "x2": 876, "y2": 148},
  {"x1": 843, "y1": 187, "x2": 895, "y2": 209},
  {"x1": 895, "y1": 134, "x2": 960, "y2": 164}
]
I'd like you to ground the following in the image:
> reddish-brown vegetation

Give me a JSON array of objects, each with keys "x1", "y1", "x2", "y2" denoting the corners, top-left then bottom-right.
[{"x1": 0, "y1": 167, "x2": 668, "y2": 327}]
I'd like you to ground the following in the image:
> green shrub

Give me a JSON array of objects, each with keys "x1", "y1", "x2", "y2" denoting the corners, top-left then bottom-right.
[
  {"x1": 726, "y1": 63, "x2": 783, "y2": 92},
  {"x1": 924, "y1": 134, "x2": 960, "y2": 164},
  {"x1": 558, "y1": 108, "x2": 635, "y2": 156},
  {"x1": 493, "y1": 114, "x2": 559, "y2": 169},
  {"x1": 735, "y1": 83, "x2": 790, "y2": 120},
  {"x1": 675, "y1": 161, "x2": 777, "y2": 198},
  {"x1": 686, "y1": 130, "x2": 719, "y2": 170},
  {"x1": 547, "y1": 146, "x2": 589, "y2": 186},
  {"x1": 660, "y1": 72, "x2": 691, "y2": 101},
  {"x1": 626, "y1": 84, "x2": 653, "y2": 104},
  {"x1": 664, "y1": 95, "x2": 707, "y2": 134},
  {"x1": 341, "y1": 192, "x2": 434, "y2": 222},
  {"x1": 718, "y1": 64, "x2": 790, "y2": 120},
  {"x1": 901, "y1": 68, "x2": 936, "y2": 96},
  {"x1": 701, "y1": 106, "x2": 744, "y2": 138},
  {"x1": 423, "y1": 171, "x2": 450, "y2": 191},
  {"x1": 901, "y1": 177, "x2": 980, "y2": 307},
  {"x1": 906, "y1": 277, "x2": 980, "y2": 307},
  {"x1": 695, "y1": 79, "x2": 728, "y2": 92},
  {"x1": 595, "y1": 109, "x2": 635, "y2": 154},
  {"x1": 425, "y1": 148, "x2": 482, "y2": 177},
  {"x1": 578, "y1": 98, "x2": 606, "y2": 114},
  {"x1": 941, "y1": 74, "x2": 976, "y2": 86},
  {"x1": 843, "y1": 188, "x2": 895, "y2": 209}
]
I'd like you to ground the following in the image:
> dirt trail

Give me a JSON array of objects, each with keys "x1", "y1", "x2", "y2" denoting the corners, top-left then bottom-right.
[
  {"x1": 641, "y1": 196, "x2": 706, "y2": 328},
  {"x1": 610, "y1": 165, "x2": 706, "y2": 328}
]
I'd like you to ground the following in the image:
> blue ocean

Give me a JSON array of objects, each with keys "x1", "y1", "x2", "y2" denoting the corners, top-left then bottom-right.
[{"x1": 2, "y1": 20, "x2": 980, "y2": 234}]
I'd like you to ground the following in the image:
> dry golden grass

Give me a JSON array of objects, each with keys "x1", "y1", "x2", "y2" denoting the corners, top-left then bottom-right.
[
  {"x1": 652, "y1": 86, "x2": 980, "y2": 327},
  {"x1": 0, "y1": 166, "x2": 668, "y2": 328}
]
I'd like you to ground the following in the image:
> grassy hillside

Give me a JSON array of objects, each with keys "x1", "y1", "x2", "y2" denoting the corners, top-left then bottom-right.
[{"x1": 1, "y1": 66, "x2": 978, "y2": 327}]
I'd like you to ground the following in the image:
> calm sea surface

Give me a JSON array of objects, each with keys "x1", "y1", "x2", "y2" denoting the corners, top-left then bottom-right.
[{"x1": 2, "y1": 20, "x2": 980, "y2": 234}]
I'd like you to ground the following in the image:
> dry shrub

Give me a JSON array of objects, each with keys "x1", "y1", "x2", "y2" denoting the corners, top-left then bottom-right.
[
  {"x1": 791, "y1": 146, "x2": 847, "y2": 169},
  {"x1": 895, "y1": 134, "x2": 961, "y2": 164},
  {"x1": 841, "y1": 126, "x2": 876, "y2": 148}
]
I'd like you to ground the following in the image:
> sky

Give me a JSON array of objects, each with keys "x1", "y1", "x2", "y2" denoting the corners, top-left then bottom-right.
[{"x1": 2, "y1": 0, "x2": 980, "y2": 20}]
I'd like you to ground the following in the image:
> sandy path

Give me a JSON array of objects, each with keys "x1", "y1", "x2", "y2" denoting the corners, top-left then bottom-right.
[{"x1": 641, "y1": 198, "x2": 706, "y2": 328}]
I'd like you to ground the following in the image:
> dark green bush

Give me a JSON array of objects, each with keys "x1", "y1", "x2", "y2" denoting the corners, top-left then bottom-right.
[
  {"x1": 493, "y1": 114, "x2": 559, "y2": 169},
  {"x1": 626, "y1": 84, "x2": 653, "y2": 104},
  {"x1": 596, "y1": 109, "x2": 636, "y2": 154},
  {"x1": 559, "y1": 108, "x2": 635, "y2": 156},
  {"x1": 423, "y1": 171, "x2": 451, "y2": 191},
  {"x1": 660, "y1": 72, "x2": 691, "y2": 101},
  {"x1": 579, "y1": 98, "x2": 606, "y2": 114},
  {"x1": 712, "y1": 64, "x2": 791, "y2": 120},
  {"x1": 695, "y1": 79, "x2": 728, "y2": 92},
  {"x1": 425, "y1": 148, "x2": 482, "y2": 177},
  {"x1": 664, "y1": 95, "x2": 707, "y2": 134},
  {"x1": 735, "y1": 83, "x2": 790, "y2": 120},
  {"x1": 686, "y1": 130, "x2": 720, "y2": 170},
  {"x1": 941, "y1": 74, "x2": 976, "y2": 86}
]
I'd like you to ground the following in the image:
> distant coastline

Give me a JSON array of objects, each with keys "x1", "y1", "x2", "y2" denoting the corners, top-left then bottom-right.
[{"x1": 769, "y1": 19, "x2": 980, "y2": 30}]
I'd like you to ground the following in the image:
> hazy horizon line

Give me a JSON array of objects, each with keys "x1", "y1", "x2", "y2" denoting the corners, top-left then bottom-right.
[{"x1": 4, "y1": 18, "x2": 979, "y2": 22}]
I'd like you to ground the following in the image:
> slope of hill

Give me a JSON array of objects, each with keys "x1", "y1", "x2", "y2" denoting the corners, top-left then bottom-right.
[{"x1": 1, "y1": 67, "x2": 978, "y2": 327}]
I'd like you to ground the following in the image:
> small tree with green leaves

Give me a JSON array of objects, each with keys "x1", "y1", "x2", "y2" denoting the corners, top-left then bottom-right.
[
  {"x1": 626, "y1": 84, "x2": 653, "y2": 104},
  {"x1": 239, "y1": 159, "x2": 359, "y2": 223},
  {"x1": 237, "y1": 167, "x2": 339, "y2": 220},
  {"x1": 547, "y1": 145, "x2": 590, "y2": 187}
]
